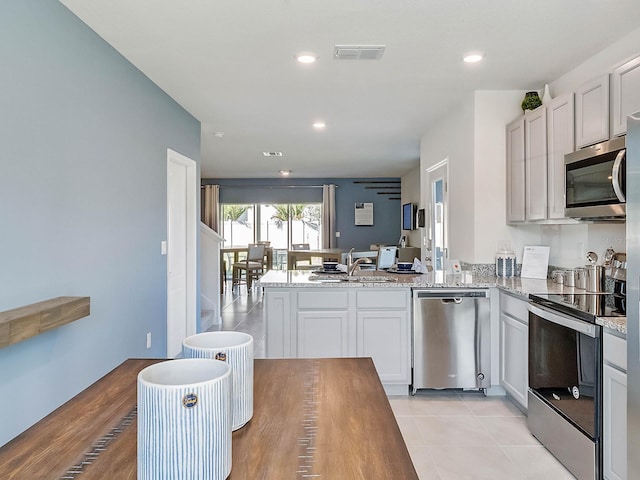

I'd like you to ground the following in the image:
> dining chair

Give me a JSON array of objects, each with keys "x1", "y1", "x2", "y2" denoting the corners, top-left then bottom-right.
[{"x1": 232, "y1": 243, "x2": 266, "y2": 289}]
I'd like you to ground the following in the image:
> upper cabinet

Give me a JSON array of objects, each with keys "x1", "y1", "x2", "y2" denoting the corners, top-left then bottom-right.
[
  {"x1": 612, "y1": 55, "x2": 640, "y2": 136},
  {"x1": 575, "y1": 74, "x2": 610, "y2": 148},
  {"x1": 506, "y1": 117, "x2": 525, "y2": 223},
  {"x1": 506, "y1": 96, "x2": 575, "y2": 224},
  {"x1": 524, "y1": 107, "x2": 547, "y2": 221},
  {"x1": 547, "y1": 93, "x2": 575, "y2": 220}
]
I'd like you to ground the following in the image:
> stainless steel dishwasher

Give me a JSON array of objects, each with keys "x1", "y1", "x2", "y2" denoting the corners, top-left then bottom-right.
[{"x1": 412, "y1": 289, "x2": 491, "y2": 394}]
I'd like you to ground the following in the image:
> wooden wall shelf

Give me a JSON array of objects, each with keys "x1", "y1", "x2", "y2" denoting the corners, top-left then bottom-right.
[{"x1": 0, "y1": 296, "x2": 90, "y2": 349}]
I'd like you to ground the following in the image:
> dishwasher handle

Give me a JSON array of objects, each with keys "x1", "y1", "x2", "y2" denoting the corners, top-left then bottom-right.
[
  {"x1": 413, "y1": 290, "x2": 488, "y2": 299},
  {"x1": 441, "y1": 298, "x2": 463, "y2": 304}
]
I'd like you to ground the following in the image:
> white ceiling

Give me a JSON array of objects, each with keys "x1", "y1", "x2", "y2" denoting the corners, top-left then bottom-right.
[{"x1": 59, "y1": 0, "x2": 640, "y2": 179}]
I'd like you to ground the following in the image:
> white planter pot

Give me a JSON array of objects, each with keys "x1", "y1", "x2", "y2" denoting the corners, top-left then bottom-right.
[
  {"x1": 137, "y1": 358, "x2": 232, "y2": 480},
  {"x1": 183, "y1": 331, "x2": 254, "y2": 430}
]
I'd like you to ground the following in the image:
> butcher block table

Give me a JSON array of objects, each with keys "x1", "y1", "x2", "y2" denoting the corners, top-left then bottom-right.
[{"x1": 0, "y1": 358, "x2": 418, "y2": 479}]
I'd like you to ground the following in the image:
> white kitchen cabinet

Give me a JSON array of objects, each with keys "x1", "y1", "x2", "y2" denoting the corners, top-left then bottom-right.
[
  {"x1": 506, "y1": 117, "x2": 526, "y2": 223},
  {"x1": 575, "y1": 74, "x2": 610, "y2": 148},
  {"x1": 297, "y1": 310, "x2": 352, "y2": 358},
  {"x1": 603, "y1": 332, "x2": 627, "y2": 480},
  {"x1": 265, "y1": 289, "x2": 292, "y2": 357},
  {"x1": 356, "y1": 311, "x2": 409, "y2": 383},
  {"x1": 524, "y1": 106, "x2": 547, "y2": 221},
  {"x1": 546, "y1": 93, "x2": 575, "y2": 219},
  {"x1": 499, "y1": 291, "x2": 529, "y2": 409},
  {"x1": 355, "y1": 289, "x2": 411, "y2": 386},
  {"x1": 264, "y1": 286, "x2": 411, "y2": 392},
  {"x1": 611, "y1": 54, "x2": 640, "y2": 136}
]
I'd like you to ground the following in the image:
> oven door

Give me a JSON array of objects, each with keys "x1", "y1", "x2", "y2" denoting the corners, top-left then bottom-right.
[{"x1": 528, "y1": 303, "x2": 601, "y2": 440}]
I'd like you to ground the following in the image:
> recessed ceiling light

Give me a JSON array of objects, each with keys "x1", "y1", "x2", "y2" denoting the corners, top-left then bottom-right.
[
  {"x1": 463, "y1": 52, "x2": 484, "y2": 63},
  {"x1": 280, "y1": 170, "x2": 291, "y2": 176},
  {"x1": 295, "y1": 52, "x2": 318, "y2": 64},
  {"x1": 312, "y1": 121, "x2": 326, "y2": 129}
]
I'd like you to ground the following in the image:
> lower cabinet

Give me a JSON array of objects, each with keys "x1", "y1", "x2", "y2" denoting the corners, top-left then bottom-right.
[
  {"x1": 356, "y1": 310, "x2": 410, "y2": 384},
  {"x1": 603, "y1": 332, "x2": 627, "y2": 480},
  {"x1": 499, "y1": 291, "x2": 529, "y2": 410},
  {"x1": 297, "y1": 310, "x2": 351, "y2": 358},
  {"x1": 265, "y1": 287, "x2": 411, "y2": 392}
]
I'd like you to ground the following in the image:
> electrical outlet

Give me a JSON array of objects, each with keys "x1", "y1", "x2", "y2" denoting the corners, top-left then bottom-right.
[
  {"x1": 161, "y1": 241, "x2": 167, "y2": 255},
  {"x1": 146, "y1": 332, "x2": 152, "y2": 349},
  {"x1": 335, "y1": 231, "x2": 340, "y2": 237}
]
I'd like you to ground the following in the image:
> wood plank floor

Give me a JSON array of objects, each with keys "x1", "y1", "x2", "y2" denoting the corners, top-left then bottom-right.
[{"x1": 211, "y1": 281, "x2": 577, "y2": 479}]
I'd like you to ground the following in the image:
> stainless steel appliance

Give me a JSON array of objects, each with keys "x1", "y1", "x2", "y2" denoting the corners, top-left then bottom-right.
[
  {"x1": 527, "y1": 293, "x2": 624, "y2": 480},
  {"x1": 626, "y1": 111, "x2": 640, "y2": 479},
  {"x1": 565, "y1": 136, "x2": 626, "y2": 220},
  {"x1": 412, "y1": 289, "x2": 490, "y2": 394}
]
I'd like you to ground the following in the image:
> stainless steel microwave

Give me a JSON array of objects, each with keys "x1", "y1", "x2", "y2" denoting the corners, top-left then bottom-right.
[{"x1": 565, "y1": 136, "x2": 626, "y2": 220}]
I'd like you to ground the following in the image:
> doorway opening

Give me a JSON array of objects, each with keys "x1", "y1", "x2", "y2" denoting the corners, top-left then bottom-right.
[{"x1": 426, "y1": 160, "x2": 449, "y2": 272}]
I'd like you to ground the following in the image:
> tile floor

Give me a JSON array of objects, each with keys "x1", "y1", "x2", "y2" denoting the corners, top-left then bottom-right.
[{"x1": 208, "y1": 283, "x2": 576, "y2": 479}]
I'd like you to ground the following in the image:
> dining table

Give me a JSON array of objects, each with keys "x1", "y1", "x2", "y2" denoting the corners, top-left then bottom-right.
[
  {"x1": 286, "y1": 248, "x2": 344, "y2": 270},
  {"x1": 0, "y1": 357, "x2": 418, "y2": 479}
]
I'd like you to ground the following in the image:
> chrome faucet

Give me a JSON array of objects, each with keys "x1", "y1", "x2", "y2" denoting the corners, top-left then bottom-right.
[
  {"x1": 346, "y1": 248, "x2": 355, "y2": 271},
  {"x1": 348, "y1": 257, "x2": 372, "y2": 276}
]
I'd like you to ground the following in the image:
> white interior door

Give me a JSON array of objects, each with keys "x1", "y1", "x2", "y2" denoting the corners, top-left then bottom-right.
[
  {"x1": 167, "y1": 149, "x2": 197, "y2": 358},
  {"x1": 426, "y1": 160, "x2": 449, "y2": 272}
]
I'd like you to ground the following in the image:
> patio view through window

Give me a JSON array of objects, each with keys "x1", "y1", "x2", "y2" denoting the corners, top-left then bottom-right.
[{"x1": 221, "y1": 203, "x2": 322, "y2": 271}]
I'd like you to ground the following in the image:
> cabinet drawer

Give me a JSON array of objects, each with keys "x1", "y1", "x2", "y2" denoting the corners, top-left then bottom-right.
[
  {"x1": 604, "y1": 332, "x2": 627, "y2": 371},
  {"x1": 297, "y1": 290, "x2": 349, "y2": 309},
  {"x1": 356, "y1": 289, "x2": 408, "y2": 309},
  {"x1": 500, "y1": 292, "x2": 529, "y2": 323}
]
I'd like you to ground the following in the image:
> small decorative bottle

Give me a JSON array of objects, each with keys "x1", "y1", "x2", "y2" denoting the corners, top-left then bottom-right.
[{"x1": 541, "y1": 84, "x2": 552, "y2": 105}]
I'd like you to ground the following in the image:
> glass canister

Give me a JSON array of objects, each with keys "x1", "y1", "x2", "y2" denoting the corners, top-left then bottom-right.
[{"x1": 496, "y1": 246, "x2": 516, "y2": 278}]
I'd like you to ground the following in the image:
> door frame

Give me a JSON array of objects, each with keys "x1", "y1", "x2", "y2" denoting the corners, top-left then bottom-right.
[
  {"x1": 425, "y1": 158, "x2": 449, "y2": 271},
  {"x1": 167, "y1": 148, "x2": 197, "y2": 358}
]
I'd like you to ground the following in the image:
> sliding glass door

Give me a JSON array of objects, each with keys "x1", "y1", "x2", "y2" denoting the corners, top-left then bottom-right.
[{"x1": 221, "y1": 202, "x2": 322, "y2": 270}]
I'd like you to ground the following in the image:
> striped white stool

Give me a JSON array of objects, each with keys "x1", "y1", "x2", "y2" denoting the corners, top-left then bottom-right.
[
  {"x1": 183, "y1": 331, "x2": 254, "y2": 430},
  {"x1": 137, "y1": 358, "x2": 232, "y2": 480}
]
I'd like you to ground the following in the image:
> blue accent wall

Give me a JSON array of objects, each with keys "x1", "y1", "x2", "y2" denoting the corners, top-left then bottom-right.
[
  {"x1": 0, "y1": 1, "x2": 201, "y2": 446},
  {"x1": 203, "y1": 178, "x2": 402, "y2": 249}
]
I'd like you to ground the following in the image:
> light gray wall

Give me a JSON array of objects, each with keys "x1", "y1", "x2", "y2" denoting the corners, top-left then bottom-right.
[{"x1": 0, "y1": 1, "x2": 200, "y2": 446}]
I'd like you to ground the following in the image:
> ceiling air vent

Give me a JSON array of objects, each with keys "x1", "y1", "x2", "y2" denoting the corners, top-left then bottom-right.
[
  {"x1": 334, "y1": 45, "x2": 386, "y2": 60},
  {"x1": 262, "y1": 152, "x2": 283, "y2": 157}
]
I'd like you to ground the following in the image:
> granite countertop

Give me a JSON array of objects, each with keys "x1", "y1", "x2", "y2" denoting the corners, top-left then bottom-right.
[
  {"x1": 259, "y1": 270, "x2": 566, "y2": 293},
  {"x1": 258, "y1": 270, "x2": 626, "y2": 335}
]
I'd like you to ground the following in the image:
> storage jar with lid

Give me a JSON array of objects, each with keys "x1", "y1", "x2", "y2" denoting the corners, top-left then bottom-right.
[{"x1": 495, "y1": 246, "x2": 516, "y2": 278}]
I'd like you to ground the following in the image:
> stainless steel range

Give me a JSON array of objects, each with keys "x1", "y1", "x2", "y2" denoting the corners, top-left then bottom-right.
[{"x1": 527, "y1": 292, "x2": 625, "y2": 480}]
